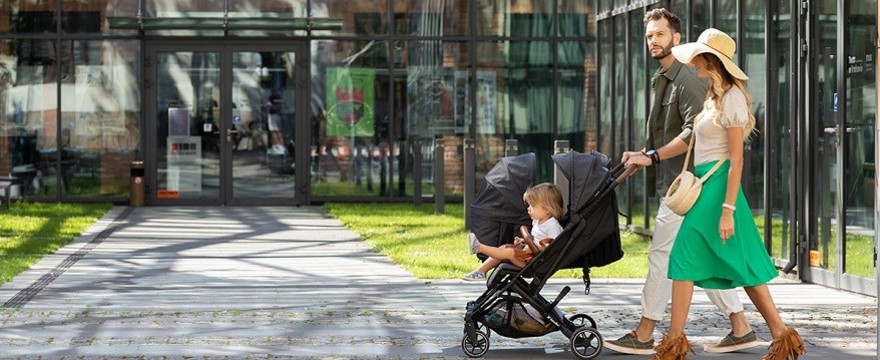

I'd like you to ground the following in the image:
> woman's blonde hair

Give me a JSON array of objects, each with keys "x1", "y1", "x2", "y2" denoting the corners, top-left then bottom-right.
[
  {"x1": 699, "y1": 53, "x2": 756, "y2": 136},
  {"x1": 523, "y1": 183, "x2": 564, "y2": 219}
]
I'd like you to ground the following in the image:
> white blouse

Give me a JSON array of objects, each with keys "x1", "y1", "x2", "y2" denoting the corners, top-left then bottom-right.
[{"x1": 693, "y1": 86, "x2": 749, "y2": 166}]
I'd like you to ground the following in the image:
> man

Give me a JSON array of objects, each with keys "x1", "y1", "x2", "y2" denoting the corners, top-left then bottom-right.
[{"x1": 603, "y1": 8, "x2": 759, "y2": 355}]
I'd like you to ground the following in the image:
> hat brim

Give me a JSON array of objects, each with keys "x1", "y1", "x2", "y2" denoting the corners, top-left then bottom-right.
[{"x1": 672, "y1": 43, "x2": 749, "y2": 80}]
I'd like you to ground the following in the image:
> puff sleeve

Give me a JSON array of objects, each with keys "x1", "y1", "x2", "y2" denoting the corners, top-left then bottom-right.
[{"x1": 720, "y1": 88, "x2": 750, "y2": 128}]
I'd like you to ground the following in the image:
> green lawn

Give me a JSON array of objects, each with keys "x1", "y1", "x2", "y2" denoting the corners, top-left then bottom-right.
[
  {"x1": 0, "y1": 202, "x2": 112, "y2": 285},
  {"x1": 325, "y1": 203, "x2": 650, "y2": 279}
]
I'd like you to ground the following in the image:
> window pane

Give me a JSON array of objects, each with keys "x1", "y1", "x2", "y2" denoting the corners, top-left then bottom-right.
[
  {"x1": 477, "y1": 40, "x2": 553, "y2": 181},
  {"x1": 0, "y1": 1, "x2": 56, "y2": 34},
  {"x1": 691, "y1": 0, "x2": 710, "y2": 41},
  {"x1": 62, "y1": 0, "x2": 139, "y2": 35},
  {"x1": 312, "y1": 0, "x2": 389, "y2": 36},
  {"x1": 310, "y1": 40, "x2": 396, "y2": 198},
  {"x1": 476, "y1": 0, "x2": 553, "y2": 37},
  {"x1": 598, "y1": 19, "x2": 613, "y2": 156},
  {"x1": 62, "y1": 41, "x2": 140, "y2": 198},
  {"x1": 558, "y1": 41, "x2": 591, "y2": 152},
  {"x1": 844, "y1": 1, "x2": 876, "y2": 278},
  {"x1": 769, "y1": 0, "x2": 793, "y2": 259},
  {"x1": 0, "y1": 40, "x2": 58, "y2": 198},
  {"x1": 630, "y1": 10, "x2": 647, "y2": 229},
  {"x1": 559, "y1": 0, "x2": 592, "y2": 37},
  {"x1": 613, "y1": 15, "x2": 628, "y2": 224},
  {"x1": 393, "y1": 0, "x2": 468, "y2": 36},
  {"x1": 742, "y1": 0, "x2": 765, "y2": 239},
  {"x1": 714, "y1": 0, "x2": 738, "y2": 37}
]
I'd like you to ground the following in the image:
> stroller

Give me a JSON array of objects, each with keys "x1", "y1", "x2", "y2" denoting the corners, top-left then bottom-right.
[{"x1": 462, "y1": 151, "x2": 630, "y2": 359}]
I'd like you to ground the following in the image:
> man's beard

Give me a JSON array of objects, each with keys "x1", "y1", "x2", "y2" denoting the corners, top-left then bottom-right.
[{"x1": 651, "y1": 43, "x2": 673, "y2": 60}]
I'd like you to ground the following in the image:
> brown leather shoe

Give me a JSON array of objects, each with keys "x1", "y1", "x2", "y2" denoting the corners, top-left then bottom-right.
[
  {"x1": 652, "y1": 333, "x2": 693, "y2": 360},
  {"x1": 762, "y1": 328, "x2": 806, "y2": 360}
]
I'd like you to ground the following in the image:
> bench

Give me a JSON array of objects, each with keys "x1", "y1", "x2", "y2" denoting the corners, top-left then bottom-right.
[{"x1": 0, "y1": 176, "x2": 18, "y2": 210}]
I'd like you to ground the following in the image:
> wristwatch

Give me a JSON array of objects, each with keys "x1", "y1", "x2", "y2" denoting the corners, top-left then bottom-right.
[{"x1": 644, "y1": 149, "x2": 661, "y2": 165}]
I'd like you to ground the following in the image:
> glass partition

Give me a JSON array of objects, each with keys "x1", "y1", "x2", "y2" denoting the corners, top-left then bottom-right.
[
  {"x1": 743, "y1": 0, "x2": 766, "y2": 235},
  {"x1": 0, "y1": 39, "x2": 58, "y2": 198}
]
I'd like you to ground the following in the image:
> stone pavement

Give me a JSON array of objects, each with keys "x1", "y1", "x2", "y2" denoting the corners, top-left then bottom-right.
[{"x1": 0, "y1": 206, "x2": 876, "y2": 359}]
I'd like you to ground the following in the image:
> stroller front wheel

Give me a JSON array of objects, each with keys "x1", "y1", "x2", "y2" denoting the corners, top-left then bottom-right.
[
  {"x1": 461, "y1": 330, "x2": 490, "y2": 358},
  {"x1": 570, "y1": 327, "x2": 602, "y2": 360},
  {"x1": 569, "y1": 313, "x2": 597, "y2": 330}
]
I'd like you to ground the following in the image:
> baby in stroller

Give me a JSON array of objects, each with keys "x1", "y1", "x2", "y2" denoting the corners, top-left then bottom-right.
[
  {"x1": 462, "y1": 183, "x2": 564, "y2": 281},
  {"x1": 461, "y1": 152, "x2": 628, "y2": 359}
]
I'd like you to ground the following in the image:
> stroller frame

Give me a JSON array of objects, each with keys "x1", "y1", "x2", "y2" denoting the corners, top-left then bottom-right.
[{"x1": 462, "y1": 162, "x2": 631, "y2": 359}]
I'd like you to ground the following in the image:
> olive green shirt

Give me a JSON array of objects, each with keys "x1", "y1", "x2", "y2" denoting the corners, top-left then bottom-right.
[{"x1": 645, "y1": 60, "x2": 708, "y2": 197}]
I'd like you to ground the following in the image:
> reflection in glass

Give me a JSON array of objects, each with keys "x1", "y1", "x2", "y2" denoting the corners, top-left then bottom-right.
[
  {"x1": 843, "y1": 1, "x2": 876, "y2": 278},
  {"x1": 769, "y1": 0, "x2": 793, "y2": 259},
  {"x1": 155, "y1": 52, "x2": 220, "y2": 200},
  {"x1": 477, "y1": 40, "x2": 553, "y2": 182},
  {"x1": 476, "y1": 0, "x2": 553, "y2": 37},
  {"x1": 630, "y1": 10, "x2": 647, "y2": 229},
  {"x1": 558, "y1": 0, "x2": 591, "y2": 37},
  {"x1": 310, "y1": 40, "x2": 395, "y2": 198},
  {"x1": 743, "y1": 0, "x2": 765, "y2": 237},
  {"x1": 311, "y1": 0, "x2": 388, "y2": 36},
  {"x1": 0, "y1": 1, "x2": 56, "y2": 34},
  {"x1": 394, "y1": 0, "x2": 468, "y2": 36},
  {"x1": 0, "y1": 40, "x2": 58, "y2": 198},
  {"x1": 62, "y1": 0, "x2": 139, "y2": 35},
  {"x1": 231, "y1": 52, "x2": 296, "y2": 200},
  {"x1": 598, "y1": 20, "x2": 613, "y2": 157},
  {"x1": 714, "y1": 0, "x2": 738, "y2": 37},
  {"x1": 61, "y1": 40, "x2": 140, "y2": 197},
  {"x1": 613, "y1": 15, "x2": 627, "y2": 223},
  {"x1": 813, "y1": 0, "x2": 837, "y2": 271},
  {"x1": 558, "y1": 41, "x2": 590, "y2": 152}
]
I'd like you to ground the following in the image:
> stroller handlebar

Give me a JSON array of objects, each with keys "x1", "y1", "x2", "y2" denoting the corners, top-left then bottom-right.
[{"x1": 611, "y1": 162, "x2": 638, "y2": 184}]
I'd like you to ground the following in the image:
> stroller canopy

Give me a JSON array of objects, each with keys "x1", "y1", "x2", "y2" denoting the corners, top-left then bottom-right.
[
  {"x1": 551, "y1": 150, "x2": 611, "y2": 215},
  {"x1": 469, "y1": 153, "x2": 535, "y2": 247}
]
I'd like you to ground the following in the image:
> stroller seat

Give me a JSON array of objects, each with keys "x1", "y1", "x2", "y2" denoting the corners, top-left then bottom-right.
[{"x1": 486, "y1": 262, "x2": 527, "y2": 288}]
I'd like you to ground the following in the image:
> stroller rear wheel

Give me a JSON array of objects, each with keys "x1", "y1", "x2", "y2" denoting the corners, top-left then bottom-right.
[
  {"x1": 569, "y1": 313, "x2": 597, "y2": 329},
  {"x1": 569, "y1": 327, "x2": 602, "y2": 359},
  {"x1": 461, "y1": 330, "x2": 490, "y2": 358}
]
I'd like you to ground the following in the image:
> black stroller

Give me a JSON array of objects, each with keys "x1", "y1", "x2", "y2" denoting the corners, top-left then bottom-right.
[{"x1": 462, "y1": 151, "x2": 630, "y2": 359}]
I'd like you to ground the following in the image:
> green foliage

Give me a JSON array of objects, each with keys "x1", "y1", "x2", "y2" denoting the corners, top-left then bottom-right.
[
  {"x1": 325, "y1": 203, "x2": 650, "y2": 279},
  {"x1": 0, "y1": 202, "x2": 112, "y2": 285}
]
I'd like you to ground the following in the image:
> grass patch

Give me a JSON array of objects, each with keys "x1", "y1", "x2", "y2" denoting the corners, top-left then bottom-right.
[
  {"x1": 325, "y1": 203, "x2": 649, "y2": 279},
  {"x1": 0, "y1": 202, "x2": 112, "y2": 285}
]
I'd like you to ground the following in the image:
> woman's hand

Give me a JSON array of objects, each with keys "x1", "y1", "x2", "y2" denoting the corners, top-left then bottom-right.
[{"x1": 719, "y1": 209, "x2": 734, "y2": 243}]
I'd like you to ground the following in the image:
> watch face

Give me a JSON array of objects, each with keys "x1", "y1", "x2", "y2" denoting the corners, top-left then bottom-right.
[{"x1": 645, "y1": 150, "x2": 657, "y2": 156}]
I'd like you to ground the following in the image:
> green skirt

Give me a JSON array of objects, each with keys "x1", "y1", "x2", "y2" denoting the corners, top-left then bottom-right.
[{"x1": 668, "y1": 160, "x2": 777, "y2": 289}]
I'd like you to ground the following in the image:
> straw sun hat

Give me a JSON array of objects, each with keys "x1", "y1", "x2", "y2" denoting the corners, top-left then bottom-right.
[{"x1": 671, "y1": 28, "x2": 748, "y2": 80}]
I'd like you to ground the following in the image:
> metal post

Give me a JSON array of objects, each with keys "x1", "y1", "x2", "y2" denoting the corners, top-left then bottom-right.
[
  {"x1": 434, "y1": 138, "x2": 445, "y2": 214},
  {"x1": 505, "y1": 139, "x2": 518, "y2": 157},
  {"x1": 554, "y1": 140, "x2": 570, "y2": 212},
  {"x1": 463, "y1": 138, "x2": 476, "y2": 229},
  {"x1": 413, "y1": 137, "x2": 422, "y2": 206}
]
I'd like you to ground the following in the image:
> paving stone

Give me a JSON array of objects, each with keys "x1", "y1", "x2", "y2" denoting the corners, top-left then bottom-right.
[{"x1": 0, "y1": 206, "x2": 876, "y2": 359}]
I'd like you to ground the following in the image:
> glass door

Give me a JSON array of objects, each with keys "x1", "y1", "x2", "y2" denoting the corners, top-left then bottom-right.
[
  {"x1": 145, "y1": 42, "x2": 306, "y2": 205},
  {"x1": 807, "y1": 1, "x2": 877, "y2": 294}
]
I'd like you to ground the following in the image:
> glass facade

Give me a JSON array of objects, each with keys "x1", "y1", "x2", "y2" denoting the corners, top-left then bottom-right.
[
  {"x1": 0, "y1": 0, "x2": 877, "y2": 294},
  {"x1": 597, "y1": 1, "x2": 877, "y2": 295}
]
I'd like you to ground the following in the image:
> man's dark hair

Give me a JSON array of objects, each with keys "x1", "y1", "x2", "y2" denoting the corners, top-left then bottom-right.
[{"x1": 644, "y1": 8, "x2": 682, "y2": 34}]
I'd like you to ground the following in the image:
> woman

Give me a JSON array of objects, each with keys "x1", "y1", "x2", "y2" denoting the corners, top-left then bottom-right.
[{"x1": 652, "y1": 28, "x2": 805, "y2": 360}]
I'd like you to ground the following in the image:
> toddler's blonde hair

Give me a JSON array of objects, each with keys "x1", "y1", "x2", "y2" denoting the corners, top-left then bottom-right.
[{"x1": 523, "y1": 183, "x2": 564, "y2": 219}]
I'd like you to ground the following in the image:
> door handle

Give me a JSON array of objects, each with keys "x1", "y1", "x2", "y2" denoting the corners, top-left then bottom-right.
[{"x1": 226, "y1": 129, "x2": 239, "y2": 142}]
